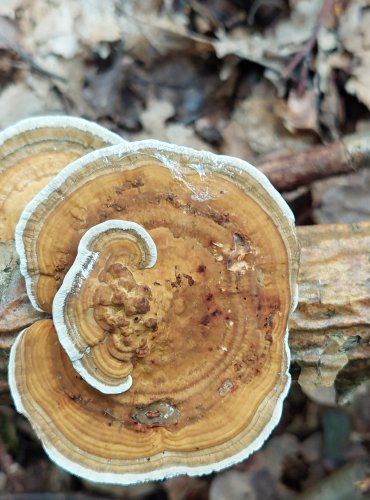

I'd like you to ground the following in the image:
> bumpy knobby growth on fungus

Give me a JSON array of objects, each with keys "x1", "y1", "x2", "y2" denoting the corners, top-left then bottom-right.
[
  {"x1": 53, "y1": 220, "x2": 158, "y2": 394},
  {"x1": 10, "y1": 136, "x2": 299, "y2": 484}
]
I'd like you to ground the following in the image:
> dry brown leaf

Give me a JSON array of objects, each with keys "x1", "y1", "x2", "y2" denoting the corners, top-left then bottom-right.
[
  {"x1": 346, "y1": 55, "x2": 370, "y2": 110},
  {"x1": 222, "y1": 82, "x2": 316, "y2": 159},
  {"x1": 17, "y1": 0, "x2": 122, "y2": 59},
  {"x1": 209, "y1": 470, "x2": 257, "y2": 500},
  {"x1": 213, "y1": 27, "x2": 280, "y2": 71},
  {"x1": 138, "y1": 97, "x2": 174, "y2": 140},
  {"x1": 312, "y1": 170, "x2": 370, "y2": 224},
  {"x1": 280, "y1": 89, "x2": 319, "y2": 133},
  {"x1": 221, "y1": 120, "x2": 255, "y2": 161},
  {"x1": 165, "y1": 476, "x2": 209, "y2": 500},
  {"x1": 117, "y1": 4, "x2": 211, "y2": 61},
  {"x1": 165, "y1": 122, "x2": 213, "y2": 150},
  {"x1": 77, "y1": 0, "x2": 121, "y2": 47},
  {"x1": 20, "y1": 0, "x2": 80, "y2": 58},
  {"x1": 0, "y1": 81, "x2": 64, "y2": 128},
  {"x1": 216, "y1": 434, "x2": 302, "y2": 499},
  {"x1": 212, "y1": 0, "x2": 322, "y2": 73},
  {"x1": 339, "y1": 0, "x2": 370, "y2": 110},
  {"x1": 136, "y1": 96, "x2": 212, "y2": 150}
]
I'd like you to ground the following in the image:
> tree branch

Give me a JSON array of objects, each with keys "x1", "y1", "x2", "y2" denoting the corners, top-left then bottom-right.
[{"x1": 258, "y1": 132, "x2": 370, "y2": 192}]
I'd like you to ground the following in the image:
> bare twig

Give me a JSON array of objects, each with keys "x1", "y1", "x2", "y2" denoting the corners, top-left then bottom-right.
[{"x1": 258, "y1": 131, "x2": 370, "y2": 191}]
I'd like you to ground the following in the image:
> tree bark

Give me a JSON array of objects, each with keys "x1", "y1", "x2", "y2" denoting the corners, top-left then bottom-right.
[
  {"x1": 1, "y1": 221, "x2": 370, "y2": 404},
  {"x1": 290, "y1": 221, "x2": 370, "y2": 403}
]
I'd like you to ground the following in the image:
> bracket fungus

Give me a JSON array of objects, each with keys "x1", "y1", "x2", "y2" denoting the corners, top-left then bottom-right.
[
  {"x1": 0, "y1": 116, "x2": 123, "y2": 240},
  {"x1": 10, "y1": 139, "x2": 299, "y2": 484}
]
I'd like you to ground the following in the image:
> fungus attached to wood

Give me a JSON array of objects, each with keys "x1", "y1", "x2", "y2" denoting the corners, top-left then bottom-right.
[
  {"x1": 10, "y1": 139, "x2": 299, "y2": 484},
  {"x1": 0, "y1": 116, "x2": 123, "y2": 240}
]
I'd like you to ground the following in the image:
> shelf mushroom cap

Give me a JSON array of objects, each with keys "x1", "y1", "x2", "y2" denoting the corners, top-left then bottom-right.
[
  {"x1": 12, "y1": 140, "x2": 299, "y2": 483},
  {"x1": 10, "y1": 319, "x2": 291, "y2": 484},
  {"x1": 0, "y1": 115, "x2": 123, "y2": 240},
  {"x1": 16, "y1": 140, "x2": 299, "y2": 313}
]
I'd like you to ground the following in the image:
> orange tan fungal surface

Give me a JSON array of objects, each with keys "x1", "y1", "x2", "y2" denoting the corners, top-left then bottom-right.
[
  {"x1": 12, "y1": 141, "x2": 299, "y2": 482},
  {"x1": 55, "y1": 214, "x2": 284, "y2": 394},
  {"x1": 11, "y1": 316, "x2": 288, "y2": 480},
  {"x1": 0, "y1": 117, "x2": 122, "y2": 239},
  {"x1": 17, "y1": 145, "x2": 298, "y2": 314}
]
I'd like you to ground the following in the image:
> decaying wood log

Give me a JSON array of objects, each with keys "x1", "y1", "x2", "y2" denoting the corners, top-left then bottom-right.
[
  {"x1": 291, "y1": 221, "x2": 370, "y2": 404},
  {"x1": 1, "y1": 221, "x2": 369, "y2": 404}
]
